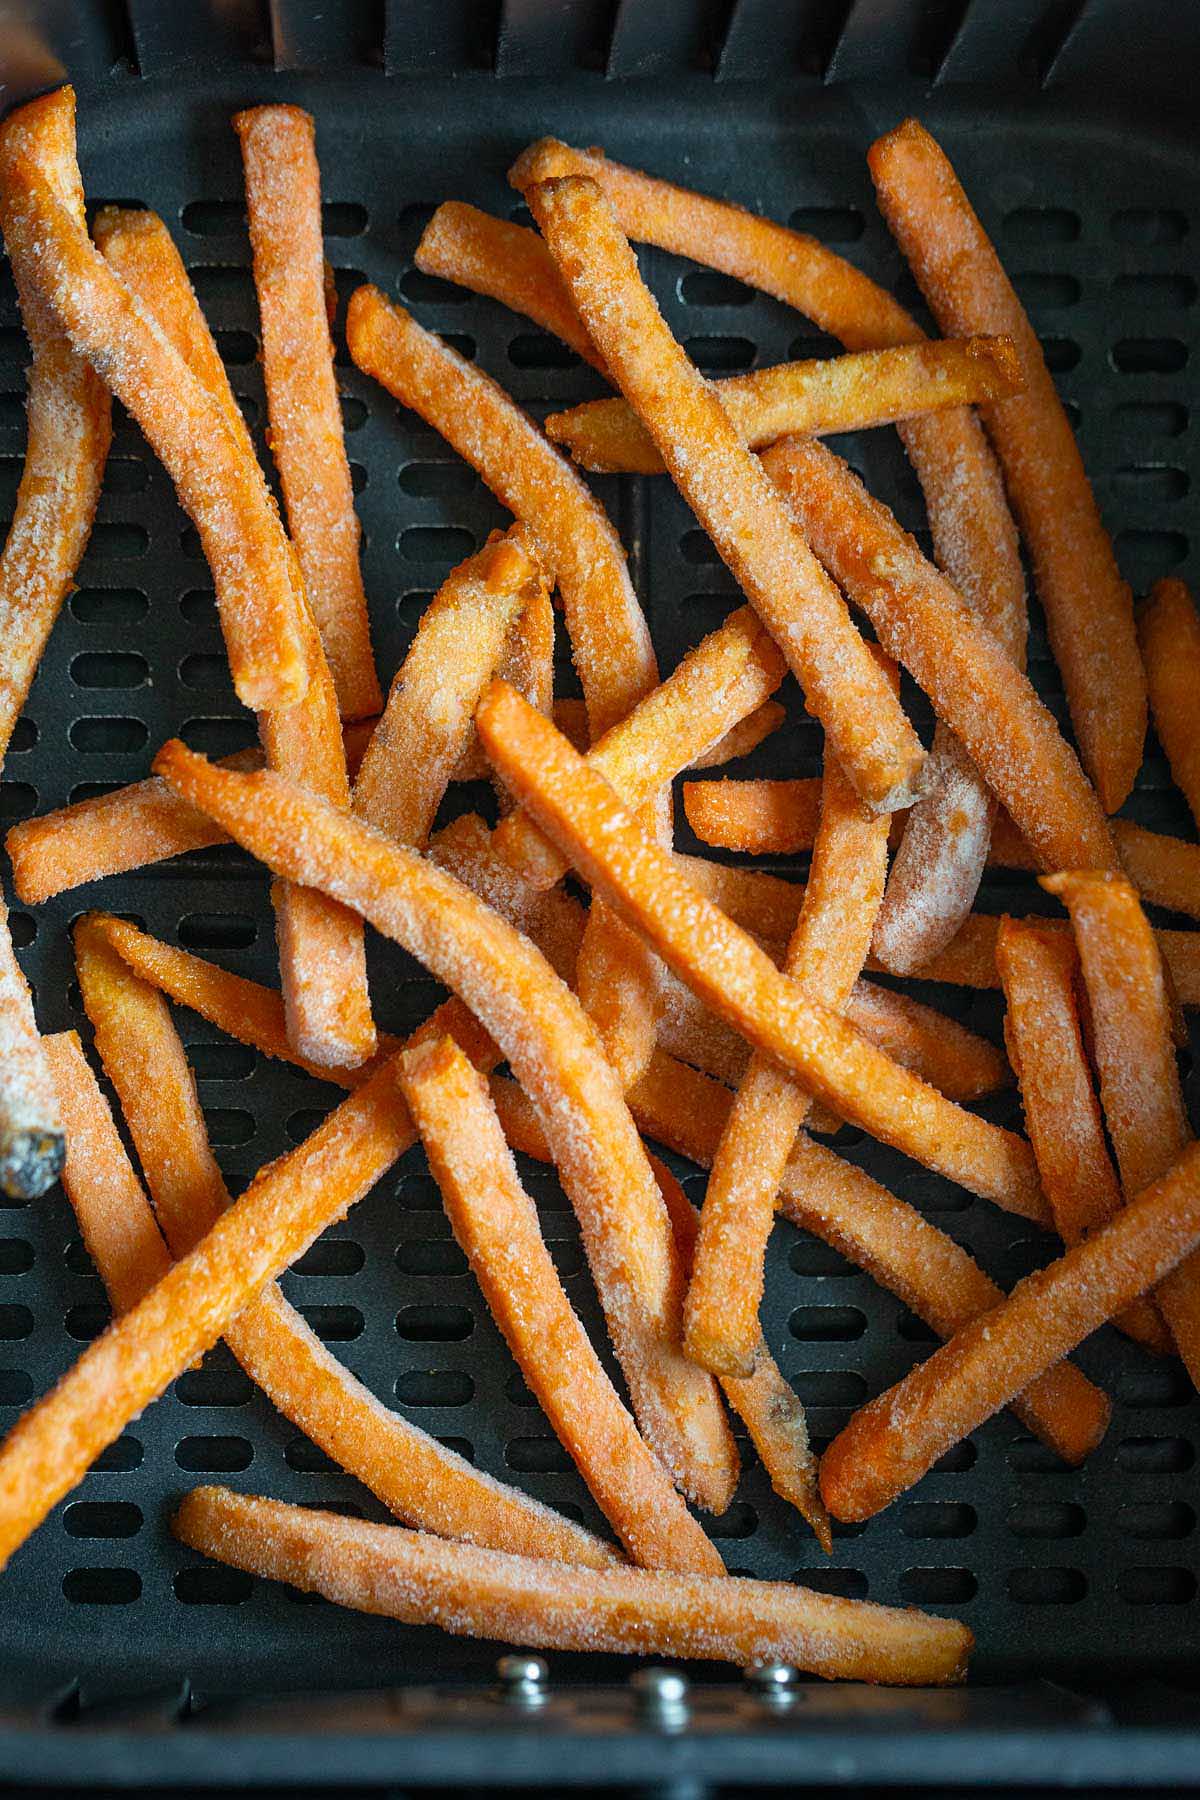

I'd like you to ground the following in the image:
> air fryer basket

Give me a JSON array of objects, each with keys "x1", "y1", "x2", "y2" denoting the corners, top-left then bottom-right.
[{"x1": 0, "y1": 0, "x2": 1196, "y2": 1787}]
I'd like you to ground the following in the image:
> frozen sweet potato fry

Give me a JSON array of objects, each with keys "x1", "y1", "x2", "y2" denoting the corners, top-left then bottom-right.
[
  {"x1": 43, "y1": 1030, "x2": 171, "y2": 1313},
  {"x1": 685, "y1": 777, "x2": 818, "y2": 854},
  {"x1": 821, "y1": 1140, "x2": 1200, "y2": 1522},
  {"x1": 94, "y1": 199, "x2": 373, "y2": 1071},
  {"x1": 0, "y1": 895, "x2": 62, "y2": 1201},
  {"x1": 0, "y1": 88, "x2": 110, "y2": 767},
  {"x1": 547, "y1": 334, "x2": 1023, "y2": 473},
  {"x1": 1139, "y1": 577, "x2": 1200, "y2": 833},
  {"x1": 869, "y1": 119, "x2": 1144, "y2": 814},
  {"x1": 627, "y1": 1049, "x2": 1106, "y2": 1467},
  {"x1": 494, "y1": 605, "x2": 786, "y2": 890},
  {"x1": 0, "y1": 149, "x2": 306, "y2": 713},
  {"x1": 1043, "y1": 872, "x2": 1200, "y2": 1382},
  {"x1": 353, "y1": 529, "x2": 548, "y2": 848},
  {"x1": 523, "y1": 175, "x2": 924, "y2": 815},
  {"x1": 476, "y1": 683, "x2": 1047, "y2": 1221},
  {"x1": 174, "y1": 1486, "x2": 973, "y2": 1683},
  {"x1": 401, "y1": 1036, "x2": 723, "y2": 1573},
  {"x1": 235, "y1": 106, "x2": 381, "y2": 720},
  {"x1": 687, "y1": 749, "x2": 890, "y2": 1376},
  {"x1": 153, "y1": 740, "x2": 734, "y2": 1510},
  {"x1": 452, "y1": 566, "x2": 556, "y2": 788},
  {"x1": 762, "y1": 438, "x2": 1115, "y2": 876}
]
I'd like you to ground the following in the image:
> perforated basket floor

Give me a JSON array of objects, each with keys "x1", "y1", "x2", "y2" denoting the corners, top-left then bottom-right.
[{"x1": 0, "y1": 63, "x2": 1196, "y2": 1711}]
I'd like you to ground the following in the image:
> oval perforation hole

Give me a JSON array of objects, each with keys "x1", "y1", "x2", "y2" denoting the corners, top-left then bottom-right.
[
  {"x1": 896, "y1": 1309, "x2": 939, "y2": 1343},
  {"x1": 189, "y1": 265, "x2": 255, "y2": 305},
  {"x1": 395, "y1": 1370, "x2": 474, "y2": 1408},
  {"x1": 1116, "y1": 1363, "x2": 1194, "y2": 1407},
  {"x1": 0, "y1": 1370, "x2": 32, "y2": 1405},
  {"x1": 399, "y1": 525, "x2": 475, "y2": 563},
  {"x1": 901, "y1": 1502, "x2": 976, "y2": 1540},
  {"x1": 182, "y1": 200, "x2": 245, "y2": 235},
  {"x1": 789, "y1": 1371, "x2": 866, "y2": 1407},
  {"x1": 182, "y1": 716, "x2": 257, "y2": 757},
  {"x1": 1006, "y1": 1501, "x2": 1085, "y2": 1539},
  {"x1": 1114, "y1": 399, "x2": 1188, "y2": 437},
  {"x1": 682, "y1": 335, "x2": 755, "y2": 373},
  {"x1": 1117, "y1": 1567, "x2": 1196, "y2": 1606},
  {"x1": 1115, "y1": 528, "x2": 1188, "y2": 582},
  {"x1": 1113, "y1": 464, "x2": 1188, "y2": 500},
  {"x1": 322, "y1": 200, "x2": 367, "y2": 237},
  {"x1": 398, "y1": 461, "x2": 477, "y2": 498},
  {"x1": 68, "y1": 717, "x2": 149, "y2": 754},
  {"x1": 296, "y1": 1304, "x2": 364, "y2": 1342},
  {"x1": 84, "y1": 522, "x2": 149, "y2": 559},
  {"x1": 92, "y1": 1435, "x2": 142, "y2": 1473},
  {"x1": 174, "y1": 1435, "x2": 254, "y2": 1472},
  {"x1": 1040, "y1": 337, "x2": 1080, "y2": 372},
  {"x1": 932, "y1": 1439, "x2": 977, "y2": 1474},
  {"x1": 292, "y1": 1240, "x2": 365, "y2": 1278},
  {"x1": 1004, "y1": 206, "x2": 1080, "y2": 244},
  {"x1": 70, "y1": 588, "x2": 149, "y2": 625},
  {"x1": 679, "y1": 270, "x2": 755, "y2": 306},
  {"x1": 286, "y1": 1108, "x2": 328, "y2": 1144},
  {"x1": 399, "y1": 268, "x2": 469, "y2": 306},
  {"x1": 213, "y1": 328, "x2": 256, "y2": 366},
  {"x1": 7, "y1": 913, "x2": 33, "y2": 948},
  {"x1": 1114, "y1": 272, "x2": 1196, "y2": 306},
  {"x1": 793, "y1": 1566, "x2": 867, "y2": 1598},
  {"x1": 1112, "y1": 337, "x2": 1188, "y2": 373},
  {"x1": 504, "y1": 1436, "x2": 572, "y2": 1474},
  {"x1": 900, "y1": 1567, "x2": 976, "y2": 1605},
  {"x1": 179, "y1": 652, "x2": 234, "y2": 690},
  {"x1": 341, "y1": 394, "x2": 367, "y2": 431},
  {"x1": 789, "y1": 205, "x2": 864, "y2": 242},
  {"x1": 0, "y1": 782, "x2": 35, "y2": 821},
  {"x1": 788, "y1": 1305, "x2": 866, "y2": 1342},
  {"x1": 1111, "y1": 207, "x2": 1187, "y2": 244},
  {"x1": 680, "y1": 529, "x2": 726, "y2": 567},
  {"x1": 70, "y1": 652, "x2": 148, "y2": 690},
  {"x1": 1008, "y1": 1436, "x2": 1074, "y2": 1473},
  {"x1": 708, "y1": 1503, "x2": 758, "y2": 1540},
  {"x1": 508, "y1": 334, "x2": 580, "y2": 369},
  {"x1": 177, "y1": 913, "x2": 256, "y2": 951},
  {"x1": 102, "y1": 458, "x2": 150, "y2": 495},
  {"x1": 174, "y1": 1565, "x2": 254, "y2": 1605},
  {"x1": 1014, "y1": 271, "x2": 1080, "y2": 308},
  {"x1": 1007, "y1": 1567, "x2": 1086, "y2": 1605},
  {"x1": 201, "y1": 1109, "x2": 255, "y2": 1146},
  {"x1": 0, "y1": 1303, "x2": 34, "y2": 1340},
  {"x1": 788, "y1": 1236, "x2": 855, "y2": 1277},
  {"x1": 1116, "y1": 1436, "x2": 1194, "y2": 1473},
  {"x1": 0, "y1": 1239, "x2": 32, "y2": 1275},
  {"x1": 1117, "y1": 1501, "x2": 1195, "y2": 1541},
  {"x1": 66, "y1": 1302, "x2": 109, "y2": 1341},
  {"x1": 63, "y1": 1502, "x2": 143, "y2": 1540},
  {"x1": 187, "y1": 1042, "x2": 257, "y2": 1081},
  {"x1": 63, "y1": 1568, "x2": 141, "y2": 1605},
  {"x1": 395, "y1": 1239, "x2": 468, "y2": 1277},
  {"x1": 7, "y1": 719, "x2": 35, "y2": 753},
  {"x1": 396, "y1": 1304, "x2": 473, "y2": 1341},
  {"x1": 176, "y1": 1367, "x2": 254, "y2": 1407}
]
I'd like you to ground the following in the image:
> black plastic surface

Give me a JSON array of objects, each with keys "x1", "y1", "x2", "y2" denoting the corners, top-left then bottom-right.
[{"x1": 0, "y1": 0, "x2": 1196, "y2": 1780}]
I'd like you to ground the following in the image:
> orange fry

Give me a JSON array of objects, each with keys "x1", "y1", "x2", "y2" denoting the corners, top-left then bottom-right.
[
  {"x1": 235, "y1": 106, "x2": 381, "y2": 720},
  {"x1": 1139, "y1": 577, "x2": 1200, "y2": 833},
  {"x1": 687, "y1": 750, "x2": 890, "y2": 1376},
  {"x1": 523, "y1": 175, "x2": 924, "y2": 815},
  {"x1": 0, "y1": 896, "x2": 62, "y2": 1200},
  {"x1": 762, "y1": 438, "x2": 1115, "y2": 876},
  {"x1": 494, "y1": 605, "x2": 786, "y2": 891},
  {"x1": 402, "y1": 1036, "x2": 722, "y2": 1573},
  {"x1": 628, "y1": 1049, "x2": 1107, "y2": 1468},
  {"x1": 548, "y1": 334, "x2": 1023, "y2": 474},
  {"x1": 0, "y1": 137, "x2": 306, "y2": 713},
  {"x1": 353, "y1": 529, "x2": 548, "y2": 848},
  {"x1": 683, "y1": 778, "x2": 820, "y2": 855},
  {"x1": 477, "y1": 684, "x2": 1047, "y2": 1222},
  {"x1": 0, "y1": 88, "x2": 110, "y2": 765},
  {"x1": 996, "y1": 918, "x2": 1167, "y2": 1355},
  {"x1": 820, "y1": 1140, "x2": 1200, "y2": 1522},
  {"x1": 1044, "y1": 872, "x2": 1200, "y2": 1382},
  {"x1": 43, "y1": 1030, "x2": 171, "y2": 1313},
  {"x1": 153, "y1": 741, "x2": 735, "y2": 1511},
  {"x1": 452, "y1": 565, "x2": 556, "y2": 788},
  {"x1": 869, "y1": 120, "x2": 1143, "y2": 814},
  {"x1": 416, "y1": 201, "x2": 604, "y2": 370},
  {"x1": 175, "y1": 1486, "x2": 972, "y2": 1684}
]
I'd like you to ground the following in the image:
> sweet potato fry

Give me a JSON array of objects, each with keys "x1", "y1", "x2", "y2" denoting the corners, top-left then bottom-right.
[
  {"x1": 153, "y1": 740, "x2": 735, "y2": 1510},
  {"x1": 476, "y1": 684, "x2": 1047, "y2": 1220},
  {"x1": 0, "y1": 896, "x2": 62, "y2": 1200},
  {"x1": 494, "y1": 605, "x2": 786, "y2": 891},
  {"x1": 92, "y1": 201, "x2": 374, "y2": 1071},
  {"x1": 627, "y1": 1048, "x2": 1107, "y2": 1468},
  {"x1": 174, "y1": 1486, "x2": 972, "y2": 1683},
  {"x1": 452, "y1": 567, "x2": 556, "y2": 788},
  {"x1": 687, "y1": 750, "x2": 890, "y2": 1376},
  {"x1": 353, "y1": 529, "x2": 548, "y2": 847},
  {"x1": 868, "y1": 119, "x2": 1144, "y2": 814},
  {"x1": 0, "y1": 88, "x2": 110, "y2": 766},
  {"x1": 820, "y1": 1139, "x2": 1200, "y2": 1522},
  {"x1": 1139, "y1": 577, "x2": 1200, "y2": 833},
  {"x1": 0, "y1": 147, "x2": 307, "y2": 713},
  {"x1": 762, "y1": 438, "x2": 1115, "y2": 875},
  {"x1": 402, "y1": 1036, "x2": 723, "y2": 1573},
  {"x1": 547, "y1": 334, "x2": 1023, "y2": 473},
  {"x1": 1043, "y1": 872, "x2": 1200, "y2": 1382},
  {"x1": 416, "y1": 201, "x2": 604, "y2": 371},
  {"x1": 523, "y1": 176, "x2": 924, "y2": 815},
  {"x1": 235, "y1": 106, "x2": 381, "y2": 720},
  {"x1": 684, "y1": 777, "x2": 817, "y2": 854},
  {"x1": 43, "y1": 1030, "x2": 171, "y2": 1313}
]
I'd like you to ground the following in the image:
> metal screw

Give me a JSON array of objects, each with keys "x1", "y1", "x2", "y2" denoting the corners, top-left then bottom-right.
[
  {"x1": 746, "y1": 1661, "x2": 800, "y2": 1703},
  {"x1": 631, "y1": 1666, "x2": 690, "y2": 1730},
  {"x1": 496, "y1": 1653, "x2": 549, "y2": 1706}
]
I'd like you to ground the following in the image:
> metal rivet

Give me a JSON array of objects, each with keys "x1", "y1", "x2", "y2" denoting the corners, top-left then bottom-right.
[
  {"x1": 496, "y1": 1653, "x2": 548, "y2": 1705},
  {"x1": 631, "y1": 1666, "x2": 690, "y2": 1729},
  {"x1": 746, "y1": 1661, "x2": 800, "y2": 1702}
]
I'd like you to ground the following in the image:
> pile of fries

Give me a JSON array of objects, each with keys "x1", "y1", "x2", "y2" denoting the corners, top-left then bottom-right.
[{"x1": 0, "y1": 84, "x2": 1196, "y2": 1688}]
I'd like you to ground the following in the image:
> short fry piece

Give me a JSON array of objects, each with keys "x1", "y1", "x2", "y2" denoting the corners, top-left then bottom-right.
[
  {"x1": 401, "y1": 1036, "x2": 723, "y2": 1574},
  {"x1": 523, "y1": 174, "x2": 925, "y2": 815},
  {"x1": 761, "y1": 438, "x2": 1115, "y2": 877},
  {"x1": 683, "y1": 777, "x2": 821, "y2": 855},
  {"x1": 820, "y1": 1141, "x2": 1200, "y2": 1522},
  {"x1": 175, "y1": 1487, "x2": 973, "y2": 1684},
  {"x1": 1139, "y1": 577, "x2": 1200, "y2": 833},
  {"x1": 1043, "y1": 872, "x2": 1200, "y2": 1382},
  {"x1": 0, "y1": 88, "x2": 110, "y2": 765},
  {"x1": 0, "y1": 896, "x2": 62, "y2": 1200},
  {"x1": 476, "y1": 685, "x2": 1046, "y2": 1221},
  {"x1": 235, "y1": 106, "x2": 381, "y2": 720},
  {"x1": 868, "y1": 119, "x2": 1144, "y2": 813}
]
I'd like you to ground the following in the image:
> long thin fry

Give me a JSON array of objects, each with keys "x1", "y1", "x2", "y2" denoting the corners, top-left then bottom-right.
[
  {"x1": 43, "y1": 1030, "x2": 171, "y2": 1313},
  {"x1": 1043, "y1": 872, "x2": 1200, "y2": 1383},
  {"x1": 820, "y1": 1140, "x2": 1200, "y2": 1522},
  {"x1": 401, "y1": 1036, "x2": 722, "y2": 1574},
  {"x1": 1139, "y1": 577, "x2": 1200, "y2": 833},
  {"x1": 868, "y1": 118, "x2": 1144, "y2": 814},
  {"x1": 0, "y1": 130, "x2": 307, "y2": 712},
  {"x1": 523, "y1": 175, "x2": 925, "y2": 815},
  {"x1": 152, "y1": 740, "x2": 736, "y2": 1511},
  {"x1": 353, "y1": 529, "x2": 547, "y2": 847},
  {"x1": 0, "y1": 894, "x2": 62, "y2": 1200},
  {"x1": 475, "y1": 683, "x2": 1047, "y2": 1222},
  {"x1": 0, "y1": 88, "x2": 110, "y2": 766},
  {"x1": 546, "y1": 335, "x2": 1024, "y2": 473},
  {"x1": 174, "y1": 1487, "x2": 972, "y2": 1684},
  {"x1": 762, "y1": 437, "x2": 1115, "y2": 876},
  {"x1": 95, "y1": 201, "x2": 374, "y2": 1070},
  {"x1": 627, "y1": 1049, "x2": 1107, "y2": 1468},
  {"x1": 494, "y1": 605, "x2": 786, "y2": 891},
  {"x1": 235, "y1": 105, "x2": 381, "y2": 721},
  {"x1": 687, "y1": 751, "x2": 890, "y2": 1376}
]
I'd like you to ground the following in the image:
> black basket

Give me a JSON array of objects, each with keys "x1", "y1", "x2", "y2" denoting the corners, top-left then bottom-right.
[{"x1": 0, "y1": 0, "x2": 1197, "y2": 1788}]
